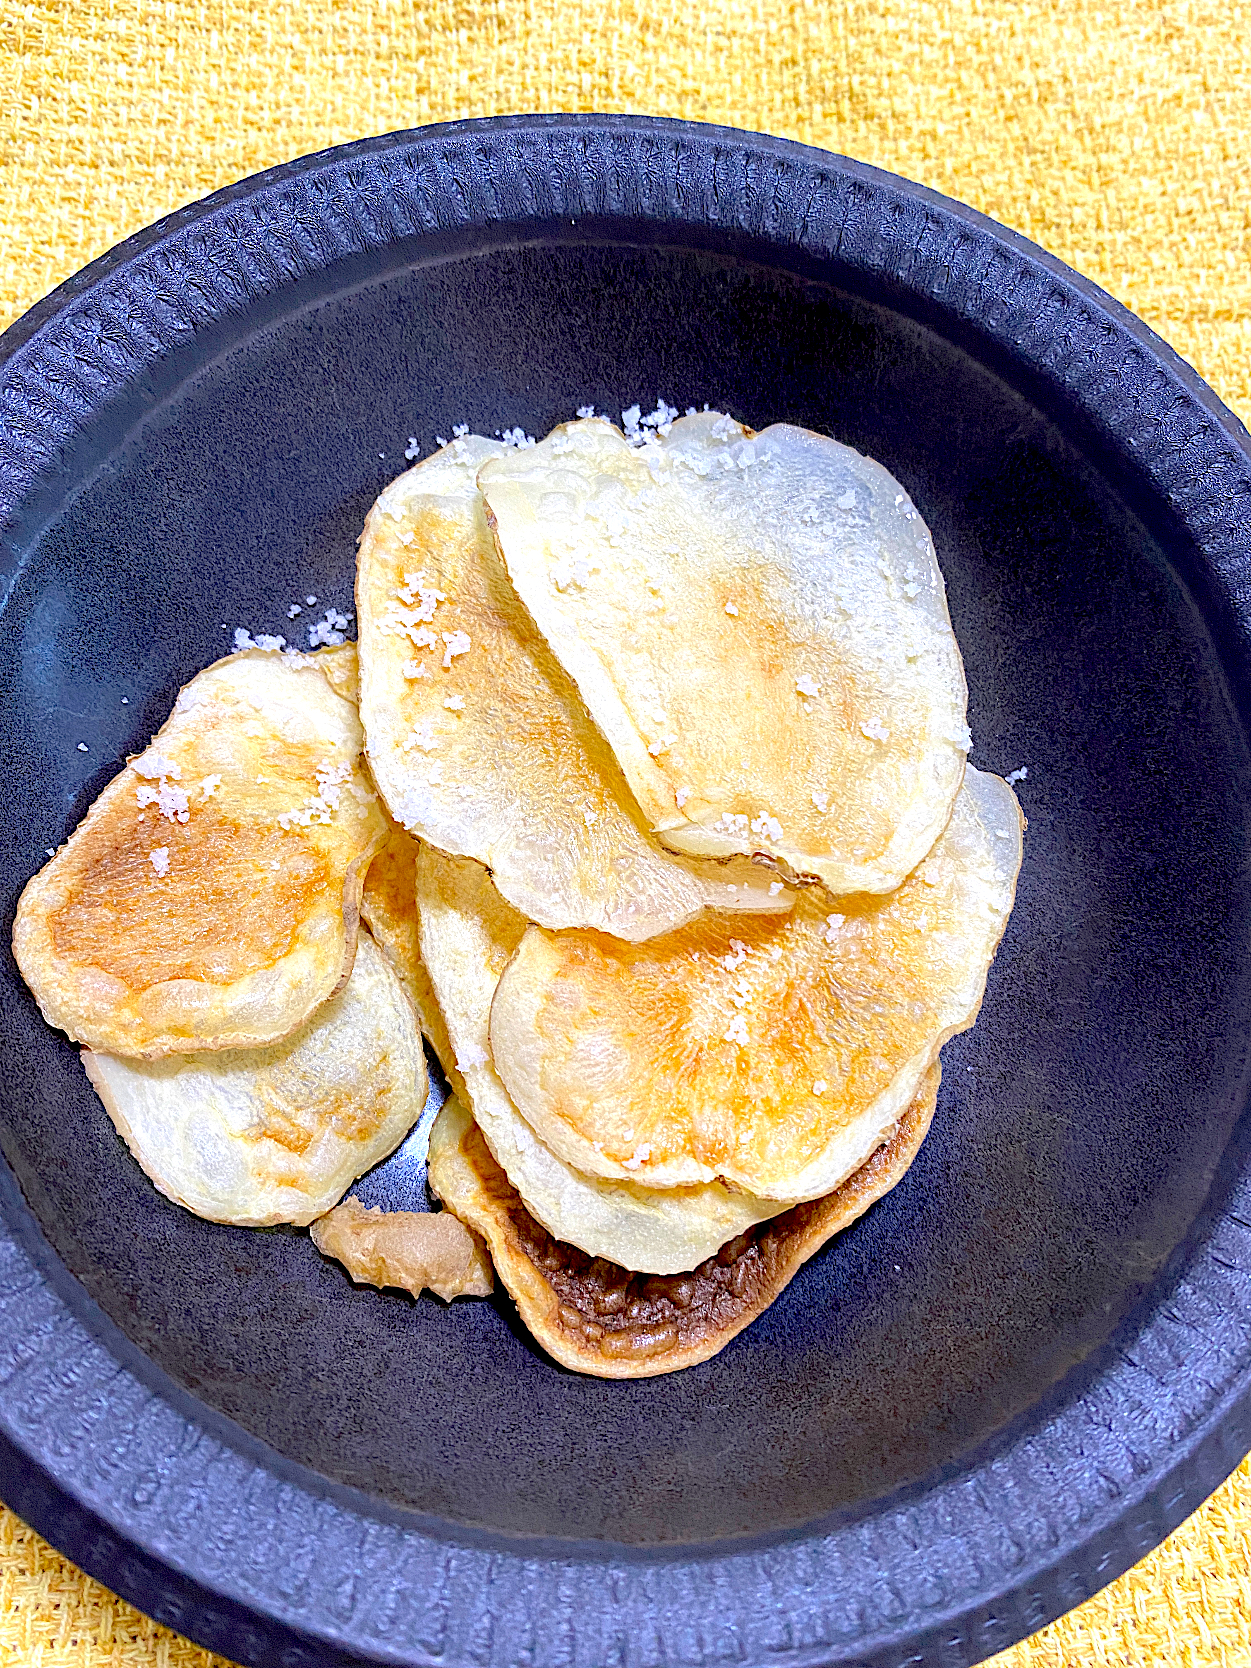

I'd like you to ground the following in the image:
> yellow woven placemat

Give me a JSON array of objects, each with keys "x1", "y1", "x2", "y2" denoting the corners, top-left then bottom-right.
[{"x1": 3, "y1": 3, "x2": 1251, "y2": 1664}]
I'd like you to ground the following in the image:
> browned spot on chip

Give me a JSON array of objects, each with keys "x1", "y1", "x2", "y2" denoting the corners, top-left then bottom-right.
[{"x1": 51, "y1": 808, "x2": 326, "y2": 987}]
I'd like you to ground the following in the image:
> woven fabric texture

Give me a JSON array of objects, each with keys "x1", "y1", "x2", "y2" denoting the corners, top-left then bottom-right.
[{"x1": 2, "y1": 3, "x2": 1251, "y2": 1665}]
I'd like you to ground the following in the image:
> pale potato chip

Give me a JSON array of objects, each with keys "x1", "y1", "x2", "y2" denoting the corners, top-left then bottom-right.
[
  {"x1": 415, "y1": 843, "x2": 786, "y2": 1274},
  {"x1": 427, "y1": 1070, "x2": 939, "y2": 1378},
  {"x1": 479, "y1": 412, "x2": 969, "y2": 895},
  {"x1": 14, "y1": 648, "x2": 387, "y2": 1057},
  {"x1": 83, "y1": 932, "x2": 429, "y2": 1227},
  {"x1": 356, "y1": 437, "x2": 794, "y2": 941},
  {"x1": 491, "y1": 768, "x2": 1021, "y2": 1201},
  {"x1": 311, "y1": 1192, "x2": 493, "y2": 1300},
  {"x1": 360, "y1": 825, "x2": 459, "y2": 1085}
]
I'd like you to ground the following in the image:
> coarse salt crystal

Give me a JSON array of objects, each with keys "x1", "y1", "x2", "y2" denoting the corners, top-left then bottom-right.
[
  {"x1": 1006, "y1": 765, "x2": 1029, "y2": 784},
  {"x1": 823, "y1": 913, "x2": 845, "y2": 943},
  {"x1": 308, "y1": 608, "x2": 350, "y2": 649},
  {"x1": 407, "y1": 719, "x2": 439, "y2": 753},
  {"x1": 795, "y1": 674, "x2": 820, "y2": 699},
  {"x1": 676, "y1": 786, "x2": 691, "y2": 808},
  {"x1": 768, "y1": 881, "x2": 784, "y2": 896},
  {"x1": 811, "y1": 789, "x2": 829, "y2": 813},
  {"x1": 444, "y1": 695, "x2": 465, "y2": 711},
  {"x1": 812, "y1": 1079, "x2": 829, "y2": 1095},
  {"x1": 136, "y1": 779, "x2": 190, "y2": 823},
  {"x1": 441, "y1": 630, "x2": 471, "y2": 669},
  {"x1": 724, "y1": 1015, "x2": 750, "y2": 1047},
  {"x1": 724, "y1": 601, "x2": 739, "y2": 616},
  {"x1": 862, "y1": 720, "x2": 891, "y2": 743},
  {"x1": 149, "y1": 847, "x2": 170, "y2": 878},
  {"x1": 133, "y1": 753, "x2": 181, "y2": 780},
  {"x1": 233, "y1": 627, "x2": 287, "y2": 653}
]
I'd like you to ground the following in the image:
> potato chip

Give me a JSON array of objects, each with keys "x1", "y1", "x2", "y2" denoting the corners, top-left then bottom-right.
[
  {"x1": 14, "y1": 648, "x2": 386, "y2": 1057},
  {"x1": 311, "y1": 1192, "x2": 492, "y2": 1300},
  {"x1": 427, "y1": 1071, "x2": 938, "y2": 1377},
  {"x1": 479, "y1": 412, "x2": 970, "y2": 895},
  {"x1": 83, "y1": 932, "x2": 428, "y2": 1226},
  {"x1": 416, "y1": 843, "x2": 785, "y2": 1273},
  {"x1": 356, "y1": 437, "x2": 793, "y2": 940},
  {"x1": 491, "y1": 768, "x2": 1021, "y2": 1200},
  {"x1": 360, "y1": 825, "x2": 458, "y2": 1084}
]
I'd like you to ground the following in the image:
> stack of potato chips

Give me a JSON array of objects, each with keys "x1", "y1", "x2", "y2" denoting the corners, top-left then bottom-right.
[{"x1": 14, "y1": 410, "x2": 1021, "y2": 1377}]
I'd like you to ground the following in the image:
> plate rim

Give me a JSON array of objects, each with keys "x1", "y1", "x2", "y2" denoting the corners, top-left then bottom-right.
[{"x1": 3, "y1": 111, "x2": 1251, "y2": 1668}]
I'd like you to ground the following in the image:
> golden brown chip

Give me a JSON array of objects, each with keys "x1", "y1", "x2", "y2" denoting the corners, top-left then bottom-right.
[
  {"x1": 311, "y1": 1192, "x2": 493, "y2": 1300},
  {"x1": 415, "y1": 843, "x2": 786, "y2": 1274},
  {"x1": 479, "y1": 413, "x2": 970, "y2": 895},
  {"x1": 83, "y1": 932, "x2": 429, "y2": 1226},
  {"x1": 356, "y1": 437, "x2": 794, "y2": 940},
  {"x1": 360, "y1": 825, "x2": 459, "y2": 1085},
  {"x1": 491, "y1": 768, "x2": 1021, "y2": 1200},
  {"x1": 15, "y1": 648, "x2": 387, "y2": 1057},
  {"x1": 427, "y1": 1072, "x2": 938, "y2": 1377},
  {"x1": 316, "y1": 641, "x2": 361, "y2": 703}
]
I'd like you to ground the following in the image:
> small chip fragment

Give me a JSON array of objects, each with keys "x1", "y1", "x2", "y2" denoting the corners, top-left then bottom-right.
[{"x1": 311, "y1": 1193, "x2": 493, "y2": 1301}]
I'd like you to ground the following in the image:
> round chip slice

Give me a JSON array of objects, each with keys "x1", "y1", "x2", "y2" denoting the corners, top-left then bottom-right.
[
  {"x1": 360, "y1": 825, "x2": 459, "y2": 1084},
  {"x1": 14, "y1": 648, "x2": 387, "y2": 1057},
  {"x1": 356, "y1": 437, "x2": 794, "y2": 940},
  {"x1": 416, "y1": 843, "x2": 785, "y2": 1273},
  {"x1": 427, "y1": 1071, "x2": 939, "y2": 1378},
  {"x1": 479, "y1": 412, "x2": 970, "y2": 895},
  {"x1": 83, "y1": 932, "x2": 429, "y2": 1227},
  {"x1": 491, "y1": 768, "x2": 1022, "y2": 1201}
]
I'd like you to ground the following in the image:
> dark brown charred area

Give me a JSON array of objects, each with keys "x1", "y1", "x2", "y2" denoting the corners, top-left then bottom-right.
[{"x1": 463, "y1": 1113, "x2": 919, "y2": 1366}]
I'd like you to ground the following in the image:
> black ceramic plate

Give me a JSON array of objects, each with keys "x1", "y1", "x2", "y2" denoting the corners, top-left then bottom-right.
[{"x1": 3, "y1": 115, "x2": 1251, "y2": 1668}]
